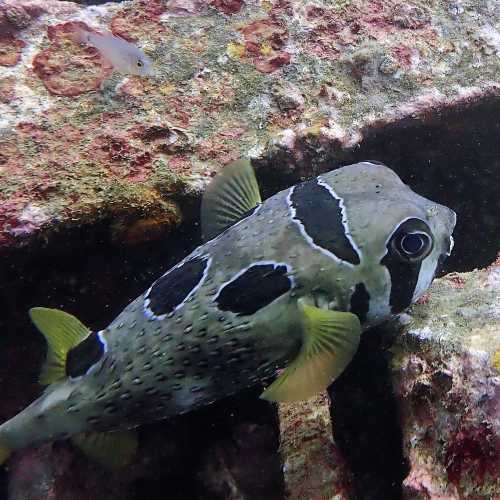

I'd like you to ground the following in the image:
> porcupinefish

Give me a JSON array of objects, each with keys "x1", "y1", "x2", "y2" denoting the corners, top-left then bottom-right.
[
  {"x1": 74, "y1": 26, "x2": 153, "y2": 77},
  {"x1": 0, "y1": 160, "x2": 456, "y2": 468}
]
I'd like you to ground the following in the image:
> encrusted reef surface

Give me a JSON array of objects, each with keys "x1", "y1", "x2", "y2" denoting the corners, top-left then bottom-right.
[
  {"x1": 279, "y1": 393, "x2": 354, "y2": 499},
  {"x1": 1, "y1": 0, "x2": 500, "y2": 255},
  {"x1": 393, "y1": 260, "x2": 500, "y2": 499}
]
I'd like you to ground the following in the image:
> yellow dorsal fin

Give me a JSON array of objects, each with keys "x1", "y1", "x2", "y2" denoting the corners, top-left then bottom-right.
[
  {"x1": 72, "y1": 431, "x2": 138, "y2": 469},
  {"x1": 201, "y1": 159, "x2": 262, "y2": 242},
  {"x1": 261, "y1": 300, "x2": 361, "y2": 403},
  {"x1": 29, "y1": 307, "x2": 90, "y2": 385}
]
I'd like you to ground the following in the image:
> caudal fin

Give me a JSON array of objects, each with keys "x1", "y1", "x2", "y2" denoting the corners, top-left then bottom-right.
[{"x1": 29, "y1": 307, "x2": 90, "y2": 385}]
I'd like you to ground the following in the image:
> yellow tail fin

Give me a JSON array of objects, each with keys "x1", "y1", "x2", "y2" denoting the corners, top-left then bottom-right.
[{"x1": 29, "y1": 307, "x2": 90, "y2": 385}]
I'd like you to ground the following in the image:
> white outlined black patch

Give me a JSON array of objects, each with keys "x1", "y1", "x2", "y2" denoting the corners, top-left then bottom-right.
[
  {"x1": 144, "y1": 255, "x2": 212, "y2": 319},
  {"x1": 287, "y1": 178, "x2": 361, "y2": 266},
  {"x1": 214, "y1": 261, "x2": 294, "y2": 316}
]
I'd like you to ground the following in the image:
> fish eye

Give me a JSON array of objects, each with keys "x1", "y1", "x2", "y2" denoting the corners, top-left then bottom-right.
[
  {"x1": 397, "y1": 232, "x2": 432, "y2": 259},
  {"x1": 137, "y1": 60, "x2": 143, "y2": 67}
]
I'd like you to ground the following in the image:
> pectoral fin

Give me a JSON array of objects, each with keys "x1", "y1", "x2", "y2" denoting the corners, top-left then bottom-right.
[
  {"x1": 72, "y1": 430, "x2": 138, "y2": 469},
  {"x1": 260, "y1": 300, "x2": 361, "y2": 402},
  {"x1": 201, "y1": 159, "x2": 262, "y2": 241},
  {"x1": 29, "y1": 307, "x2": 90, "y2": 385}
]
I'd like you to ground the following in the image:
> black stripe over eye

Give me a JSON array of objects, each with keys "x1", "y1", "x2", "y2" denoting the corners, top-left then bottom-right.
[{"x1": 382, "y1": 218, "x2": 434, "y2": 313}]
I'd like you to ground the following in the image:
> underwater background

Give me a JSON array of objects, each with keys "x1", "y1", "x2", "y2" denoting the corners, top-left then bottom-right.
[{"x1": 0, "y1": 0, "x2": 499, "y2": 499}]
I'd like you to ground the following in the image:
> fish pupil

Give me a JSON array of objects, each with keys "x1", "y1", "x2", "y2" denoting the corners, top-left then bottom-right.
[{"x1": 400, "y1": 233, "x2": 426, "y2": 255}]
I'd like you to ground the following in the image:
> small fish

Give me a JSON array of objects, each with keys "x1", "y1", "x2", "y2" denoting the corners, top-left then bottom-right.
[
  {"x1": 74, "y1": 27, "x2": 153, "y2": 77},
  {"x1": 0, "y1": 161, "x2": 456, "y2": 468}
]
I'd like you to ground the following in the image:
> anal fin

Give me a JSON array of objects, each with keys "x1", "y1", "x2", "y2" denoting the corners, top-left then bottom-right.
[
  {"x1": 29, "y1": 308, "x2": 91, "y2": 385},
  {"x1": 260, "y1": 300, "x2": 361, "y2": 403},
  {"x1": 72, "y1": 430, "x2": 138, "y2": 469}
]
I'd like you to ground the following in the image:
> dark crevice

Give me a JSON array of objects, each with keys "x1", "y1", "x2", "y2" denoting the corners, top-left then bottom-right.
[
  {"x1": 328, "y1": 325, "x2": 409, "y2": 500},
  {"x1": 129, "y1": 388, "x2": 283, "y2": 500}
]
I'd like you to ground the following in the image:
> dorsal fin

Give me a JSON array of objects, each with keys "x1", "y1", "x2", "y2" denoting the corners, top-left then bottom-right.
[
  {"x1": 29, "y1": 307, "x2": 90, "y2": 385},
  {"x1": 201, "y1": 159, "x2": 262, "y2": 242},
  {"x1": 260, "y1": 300, "x2": 361, "y2": 402}
]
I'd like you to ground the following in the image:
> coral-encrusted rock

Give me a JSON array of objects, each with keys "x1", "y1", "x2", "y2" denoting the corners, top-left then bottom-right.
[
  {"x1": 279, "y1": 393, "x2": 354, "y2": 499},
  {"x1": 32, "y1": 22, "x2": 113, "y2": 97},
  {"x1": 392, "y1": 260, "x2": 500, "y2": 499},
  {"x1": 1, "y1": 0, "x2": 500, "y2": 250}
]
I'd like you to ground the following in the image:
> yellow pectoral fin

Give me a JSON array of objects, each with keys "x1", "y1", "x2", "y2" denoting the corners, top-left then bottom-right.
[
  {"x1": 72, "y1": 430, "x2": 138, "y2": 470},
  {"x1": 29, "y1": 307, "x2": 90, "y2": 385},
  {"x1": 260, "y1": 301, "x2": 361, "y2": 403}
]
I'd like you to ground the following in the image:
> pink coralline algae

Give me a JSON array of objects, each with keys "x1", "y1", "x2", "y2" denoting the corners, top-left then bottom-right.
[
  {"x1": 196, "y1": 134, "x2": 241, "y2": 165},
  {"x1": 445, "y1": 423, "x2": 499, "y2": 486},
  {"x1": 210, "y1": 0, "x2": 245, "y2": 15},
  {"x1": 89, "y1": 134, "x2": 153, "y2": 182},
  {"x1": 0, "y1": 3, "x2": 38, "y2": 35},
  {"x1": 33, "y1": 22, "x2": 111, "y2": 97},
  {"x1": 240, "y1": 19, "x2": 291, "y2": 73},
  {"x1": 391, "y1": 45, "x2": 413, "y2": 68},
  {"x1": 110, "y1": 0, "x2": 168, "y2": 43},
  {"x1": 304, "y1": 1, "x2": 434, "y2": 61},
  {"x1": 0, "y1": 36, "x2": 25, "y2": 67}
]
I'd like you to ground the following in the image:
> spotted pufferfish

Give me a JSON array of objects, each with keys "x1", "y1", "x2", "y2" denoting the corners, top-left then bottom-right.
[{"x1": 0, "y1": 160, "x2": 456, "y2": 468}]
